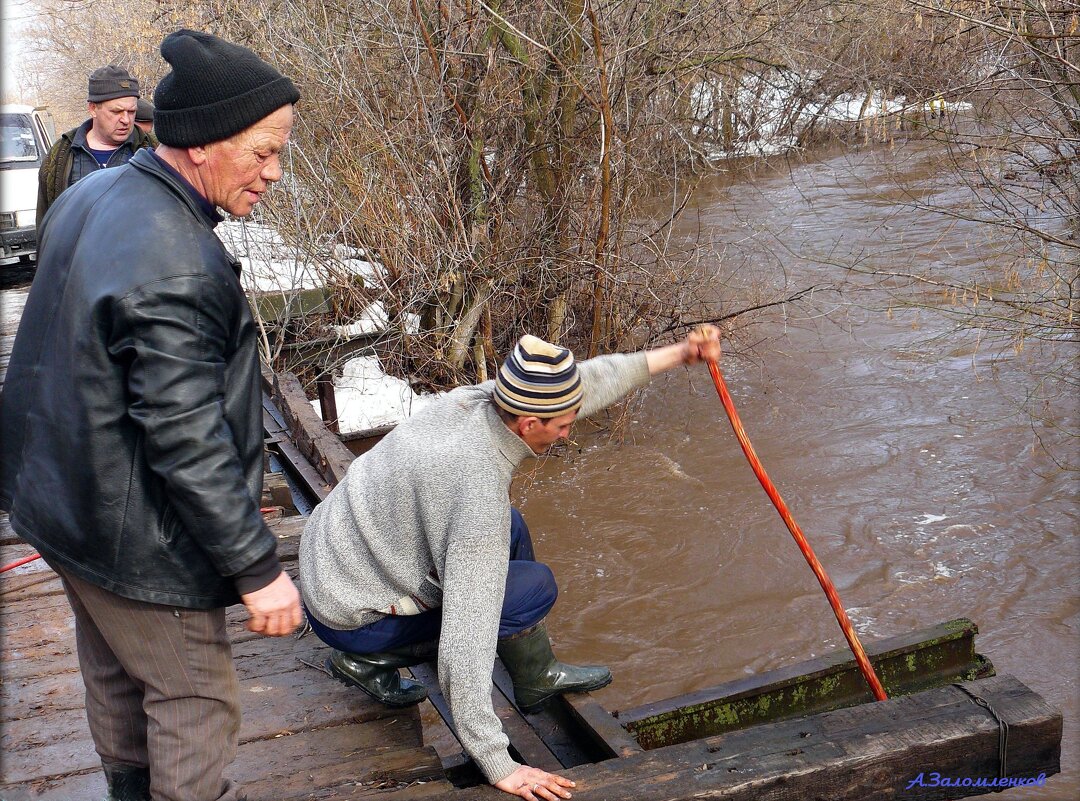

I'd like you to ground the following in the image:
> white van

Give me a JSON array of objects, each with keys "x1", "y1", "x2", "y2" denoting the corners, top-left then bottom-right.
[{"x1": 1, "y1": 104, "x2": 55, "y2": 263}]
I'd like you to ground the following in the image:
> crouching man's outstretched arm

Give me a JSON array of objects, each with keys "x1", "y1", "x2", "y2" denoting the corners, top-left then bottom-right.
[{"x1": 645, "y1": 324, "x2": 722, "y2": 375}]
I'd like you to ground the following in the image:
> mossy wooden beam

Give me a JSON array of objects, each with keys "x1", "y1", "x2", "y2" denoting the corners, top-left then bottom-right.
[
  {"x1": 617, "y1": 618, "x2": 995, "y2": 749},
  {"x1": 439, "y1": 674, "x2": 1060, "y2": 801},
  {"x1": 249, "y1": 287, "x2": 333, "y2": 324}
]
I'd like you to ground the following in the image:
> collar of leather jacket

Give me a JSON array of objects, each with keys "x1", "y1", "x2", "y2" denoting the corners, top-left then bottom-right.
[{"x1": 129, "y1": 148, "x2": 225, "y2": 232}]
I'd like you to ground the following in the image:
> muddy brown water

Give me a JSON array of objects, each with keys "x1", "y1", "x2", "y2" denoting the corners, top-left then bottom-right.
[
  {"x1": 3, "y1": 142, "x2": 1072, "y2": 797},
  {"x1": 514, "y1": 142, "x2": 1078, "y2": 798}
]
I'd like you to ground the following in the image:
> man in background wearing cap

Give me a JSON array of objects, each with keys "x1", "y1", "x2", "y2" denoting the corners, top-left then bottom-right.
[
  {"x1": 2, "y1": 30, "x2": 303, "y2": 801},
  {"x1": 299, "y1": 327, "x2": 721, "y2": 800},
  {"x1": 134, "y1": 98, "x2": 156, "y2": 139},
  {"x1": 36, "y1": 64, "x2": 155, "y2": 227}
]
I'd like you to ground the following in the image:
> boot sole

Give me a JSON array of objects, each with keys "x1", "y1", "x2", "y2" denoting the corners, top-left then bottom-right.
[
  {"x1": 325, "y1": 657, "x2": 427, "y2": 708},
  {"x1": 517, "y1": 673, "x2": 614, "y2": 714}
]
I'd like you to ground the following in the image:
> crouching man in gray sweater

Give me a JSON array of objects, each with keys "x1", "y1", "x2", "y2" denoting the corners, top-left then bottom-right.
[{"x1": 299, "y1": 327, "x2": 721, "y2": 799}]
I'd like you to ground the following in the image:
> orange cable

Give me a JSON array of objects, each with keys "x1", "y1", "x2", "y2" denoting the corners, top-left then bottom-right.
[
  {"x1": 0, "y1": 553, "x2": 41, "y2": 573},
  {"x1": 706, "y1": 359, "x2": 888, "y2": 701}
]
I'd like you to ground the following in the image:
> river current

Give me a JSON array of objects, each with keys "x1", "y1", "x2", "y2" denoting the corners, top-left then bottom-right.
[{"x1": 515, "y1": 141, "x2": 1078, "y2": 799}]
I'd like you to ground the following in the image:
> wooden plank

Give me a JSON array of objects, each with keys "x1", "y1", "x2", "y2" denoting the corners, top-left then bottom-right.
[
  {"x1": 3, "y1": 722, "x2": 443, "y2": 801},
  {"x1": 407, "y1": 661, "x2": 565, "y2": 774},
  {"x1": 405, "y1": 661, "x2": 480, "y2": 782},
  {"x1": 429, "y1": 674, "x2": 1060, "y2": 801},
  {"x1": 268, "y1": 373, "x2": 354, "y2": 490},
  {"x1": 489, "y1": 660, "x2": 594, "y2": 769},
  {"x1": 1, "y1": 764, "x2": 104, "y2": 801},
  {"x1": 3, "y1": 622, "x2": 388, "y2": 717},
  {"x1": 0, "y1": 572, "x2": 64, "y2": 603},
  {"x1": 1, "y1": 653, "x2": 419, "y2": 785},
  {"x1": 261, "y1": 470, "x2": 296, "y2": 511},
  {"x1": 266, "y1": 513, "x2": 306, "y2": 563},
  {"x1": 2, "y1": 611, "x2": 425, "y2": 787},
  {"x1": 241, "y1": 734, "x2": 444, "y2": 800},
  {"x1": 0, "y1": 551, "x2": 61, "y2": 603},
  {"x1": 1, "y1": 512, "x2": 26, "y2": 546},
  {"x1": 618, "y1": 618, "x2": 995, "y2": 749},
  {"x1": 557, "y1": 693, "x2": 645, "y2": 760},
  {"x1": 269, "y1": 434, "x2": 334, "y2": 502},
  {"x1": 251, "y1": 286, "x2": 332, "y2": 324}
]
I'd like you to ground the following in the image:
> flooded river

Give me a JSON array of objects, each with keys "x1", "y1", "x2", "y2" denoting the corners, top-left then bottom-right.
[{"x1": 515, "y1": 142, "x2": 1078, "y2": 798}]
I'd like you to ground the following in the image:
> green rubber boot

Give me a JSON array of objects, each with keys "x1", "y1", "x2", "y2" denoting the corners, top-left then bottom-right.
[
  {"x1": 327, "y1": 641, "x2": 436, "y2": 708},
  {"x1": 496, "y1": 622, "x2": 612, "y2": 713}
]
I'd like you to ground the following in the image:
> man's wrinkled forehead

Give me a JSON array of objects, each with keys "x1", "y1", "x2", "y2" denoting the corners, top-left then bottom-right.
[{"x1": 93, "y1": 97, "x2": 138, "y2": 111}]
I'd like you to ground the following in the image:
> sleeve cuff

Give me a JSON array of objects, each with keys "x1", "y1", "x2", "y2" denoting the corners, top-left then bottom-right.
[
  {"x1": 475, "y1": 749, "x2": 520, "y2": 785},
  {"x1": 232, "y1": 549, "x2": 282, "y2": 596}
]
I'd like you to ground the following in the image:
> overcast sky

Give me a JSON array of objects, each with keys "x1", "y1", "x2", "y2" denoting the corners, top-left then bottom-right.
[{"x1": 2, "y1": 0, "x2": 37, "y2": 102}]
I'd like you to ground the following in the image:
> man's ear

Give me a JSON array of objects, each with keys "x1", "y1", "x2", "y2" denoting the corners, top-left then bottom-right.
[
  {"x1": 188, "y1": 145, "x2": 209, "y2": 166},
  {"x1": 515, "y1": 415, "x2": 540, "y2": 437}
]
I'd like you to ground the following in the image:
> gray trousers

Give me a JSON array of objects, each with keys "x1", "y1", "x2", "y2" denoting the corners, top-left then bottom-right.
[{"x1": 53, "y1": 564, "x2": 241, "y2": 801}]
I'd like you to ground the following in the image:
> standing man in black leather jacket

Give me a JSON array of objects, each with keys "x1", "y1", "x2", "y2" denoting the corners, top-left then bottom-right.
[{"x1": 1, "y1": 30, "x2": 303, "y2": 801}]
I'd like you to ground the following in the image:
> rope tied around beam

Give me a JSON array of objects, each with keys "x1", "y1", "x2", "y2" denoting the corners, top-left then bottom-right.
[{"x1": 952, "y1": 683, "x2": 1010, "y2": 779}]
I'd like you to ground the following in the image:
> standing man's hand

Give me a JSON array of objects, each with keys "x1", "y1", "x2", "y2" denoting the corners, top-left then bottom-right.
[
  {"x1": 241, "y1": 572, "x2": 302, "y2": 636},
  {"x1": 495, "y1": 766, "x2": 574, "y2": 799}
]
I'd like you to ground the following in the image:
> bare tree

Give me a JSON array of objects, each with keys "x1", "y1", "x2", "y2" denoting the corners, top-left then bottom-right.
[
  {"x1": 190, "y1": 0, "x2": 850, "y2": 387},
  {"x1": 836, "y1": 1, "x2": 1078, "y2": 467},
  {"x1": 21, "y1": 0, "x2": 1037, "y2": 405}
]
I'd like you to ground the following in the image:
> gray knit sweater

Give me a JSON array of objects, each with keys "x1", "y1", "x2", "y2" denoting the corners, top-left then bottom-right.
[{"x1": 300, "y1": 352, "x2": 650, "y2": 783}]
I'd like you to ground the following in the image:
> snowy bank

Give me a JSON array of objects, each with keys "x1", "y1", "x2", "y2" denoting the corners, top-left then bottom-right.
[
  {"x1": 218, "y1": 219, "x2": 380, "y2": 295},
  {"x1": 218, "y1": 218, "x2": 431, "y2": 436},
  {"x1": 311, "y1": 355, "x2": 441, "y2": 435},
  {"x1": 689, "y1": 72, "x2": 974, "y2": 160}
]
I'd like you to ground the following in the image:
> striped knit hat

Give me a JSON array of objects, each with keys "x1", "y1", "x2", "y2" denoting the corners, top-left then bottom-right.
[{"x1": 494, "y1": 335, "x2": 583, "y2": 418}]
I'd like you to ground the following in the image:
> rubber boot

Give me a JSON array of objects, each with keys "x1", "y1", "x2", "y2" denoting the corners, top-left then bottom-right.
[
  {"x1": 326, "y1": 640, "x2": 436, "y2": 708},
  {"x1": 102, "y1": 764, "x2": 151, "y2": 801},
  {"x1": 496, "y1": 622, "x2": 612, "y2": 713}
]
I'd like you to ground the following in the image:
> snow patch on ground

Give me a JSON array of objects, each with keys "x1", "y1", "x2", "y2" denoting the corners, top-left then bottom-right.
[
  {"x1": 216, "y1": 220, "x2": 430, "y2": 437},
  {"x1": 218, "y1": 219, "x2": 338, "y2": 294},
  {"x1": 312, "y1": 355, "x2": 442, "y2": 434},
  {"x1": 689, "y1": 74, "x2": 973, "y2": 160}
]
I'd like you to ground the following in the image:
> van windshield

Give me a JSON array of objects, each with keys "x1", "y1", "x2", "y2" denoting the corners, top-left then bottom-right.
[{"x1": 1, "y1": 113, "x2": 42, "y2": 165}]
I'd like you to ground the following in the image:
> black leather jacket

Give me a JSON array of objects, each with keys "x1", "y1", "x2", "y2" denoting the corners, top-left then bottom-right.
[{"x1": 0, "y1": 148, "x2": 276, "y2": 608}]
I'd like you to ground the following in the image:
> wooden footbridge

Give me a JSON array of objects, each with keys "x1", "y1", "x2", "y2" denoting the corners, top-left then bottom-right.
[{"x1": 0, "y1": 366, "x2": 1063, "y2": 800}]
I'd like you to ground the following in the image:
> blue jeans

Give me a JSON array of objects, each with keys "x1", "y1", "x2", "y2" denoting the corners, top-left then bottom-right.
[{"x1": 307, "y1": 508, "x2": 557, "y2": 653}]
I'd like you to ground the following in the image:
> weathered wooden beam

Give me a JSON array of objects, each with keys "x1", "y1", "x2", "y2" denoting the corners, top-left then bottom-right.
[
  {"x1": 251, "y1": 286, "x2": 332, "y2": 324},
  {"x1": 260, "y1": 470, "x2": 295, "y2": 512},
  {"x1": 434, "y1": 674, "x2": 1060, "y2": 800},
  {"x1": 618, "y1": 618, "x2": 994, "y2": 749},
  {"x1": 264, "y1": 374, "x2": 354, "y2": 492},
  {"x1": 489, "y1": 660, "x2": 596, "y2": 769},
  {"x1": 556, "y1": 693, "x2": 645, "y2": 760},
  {"x1": 408, "y1": 661, "x2": 566, "y2": 775}
]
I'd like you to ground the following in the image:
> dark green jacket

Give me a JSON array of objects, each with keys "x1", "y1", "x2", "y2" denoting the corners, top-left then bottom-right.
[{"x1": 36, "y1": 120, "x2": 154, "y2": 228}]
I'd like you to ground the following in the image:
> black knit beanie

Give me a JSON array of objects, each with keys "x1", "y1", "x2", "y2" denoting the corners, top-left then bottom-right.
[{"x1": 153, "y1": 29, "x2": 300, "y2": 147}]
